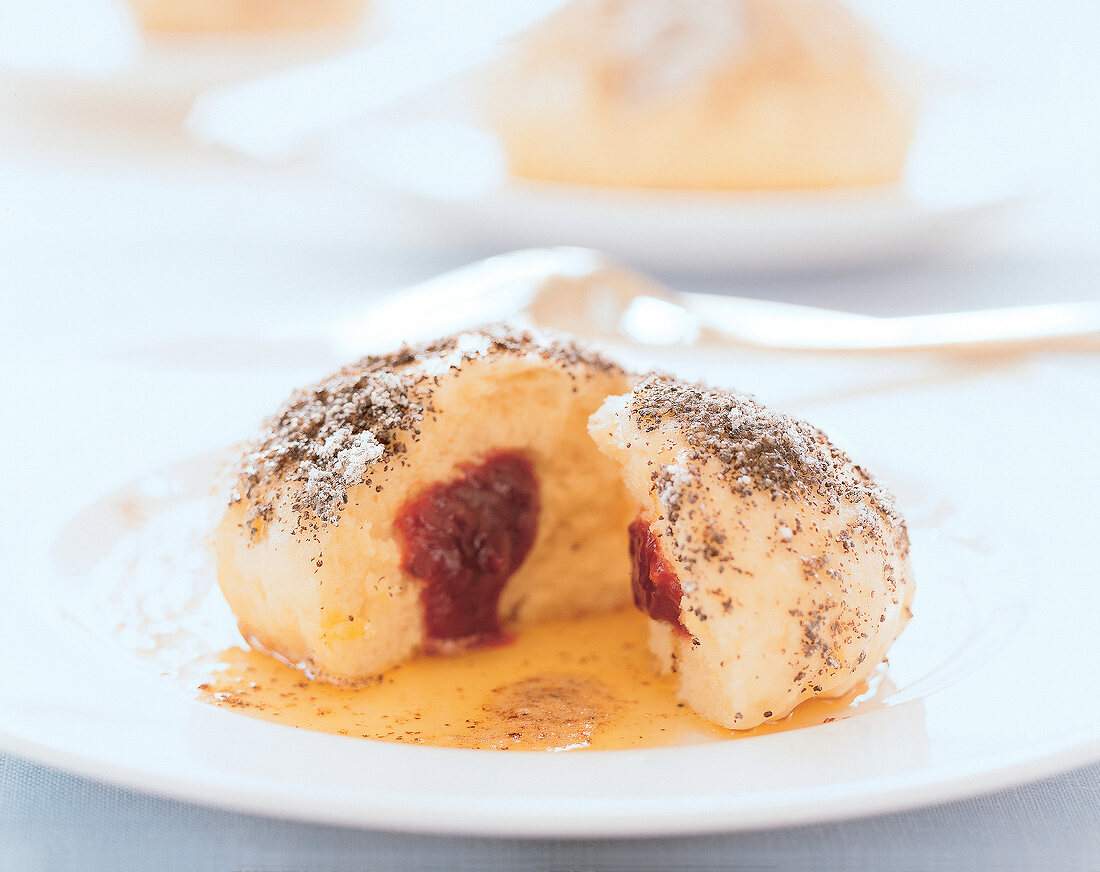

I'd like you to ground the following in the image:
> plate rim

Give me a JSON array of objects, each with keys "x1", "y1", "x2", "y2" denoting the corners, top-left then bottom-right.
[{"x1": 2, "y1": 713, "x2": 1098, "y2": 837}]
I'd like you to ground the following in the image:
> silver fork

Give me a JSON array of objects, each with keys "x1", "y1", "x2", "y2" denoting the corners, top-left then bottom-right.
[{"x1": 331, "y1": 248, "x2": 1100, "y2": 355}]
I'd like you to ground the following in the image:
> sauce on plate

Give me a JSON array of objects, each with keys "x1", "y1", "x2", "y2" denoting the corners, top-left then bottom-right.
[{"x1": 199, "y1": 606, "x2": 882, "y2": 750}]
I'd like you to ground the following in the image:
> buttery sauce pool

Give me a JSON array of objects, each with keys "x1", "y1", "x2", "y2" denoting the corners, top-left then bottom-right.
[{"x1": 199, "y1": 607, "x2": 880, "y2": 751}]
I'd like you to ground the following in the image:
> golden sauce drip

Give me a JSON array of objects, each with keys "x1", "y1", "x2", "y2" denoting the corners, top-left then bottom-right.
[{"x1": 198, "y1": 608, "x2": 880, "y2": 750}]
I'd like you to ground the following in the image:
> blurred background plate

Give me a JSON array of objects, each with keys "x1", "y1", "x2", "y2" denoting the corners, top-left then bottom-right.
[
  {"x1": 309, "y1": 73, "x2": 1027, "y2": 277},
  {"x1": 356, "y1": 177, "x2": 1018, "y2": 276}
]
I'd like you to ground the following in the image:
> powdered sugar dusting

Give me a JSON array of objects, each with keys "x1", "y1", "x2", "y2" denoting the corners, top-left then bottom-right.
[
  {"x1": 629, "y1": 375, "x2": 904, "y2": 543},
  {"x1": 229, "y1": 324, "x2": 625, "y2": 536},
  {"x1": 456, "y1": 332, "x2": 494, "y2": 356}
]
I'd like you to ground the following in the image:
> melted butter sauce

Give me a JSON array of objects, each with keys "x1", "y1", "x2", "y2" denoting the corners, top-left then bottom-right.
[{"x1": 199, "y1": 607, "x2": 883, "y2": 751}]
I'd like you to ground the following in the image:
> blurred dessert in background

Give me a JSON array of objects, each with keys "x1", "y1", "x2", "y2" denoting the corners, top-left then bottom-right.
[
  {"x1": 0, "y1": 0, "x2": 376, "y2": 152},
  {"x1": 482, "y1": 0, "x2": 918, "y2": 190},
  {"x1": 130, "y1": 0, "x2": 368, "y2": 33}
]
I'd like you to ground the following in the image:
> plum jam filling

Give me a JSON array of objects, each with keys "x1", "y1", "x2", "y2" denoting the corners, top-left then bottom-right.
[
  {"x1": 628, "y1": 518, "x2": 689, "y2": 637},
  {"x1": 396, "y1": 452, "x2": 539, "y2": 652}
]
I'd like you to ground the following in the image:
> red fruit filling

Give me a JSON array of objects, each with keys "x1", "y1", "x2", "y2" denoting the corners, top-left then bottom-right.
[
  {"x1": 396, "y1": 452, "x2": 539, "y2": 652},
  {"x1": 628, "y1": 518, "x2": 689, "y2": 637}
]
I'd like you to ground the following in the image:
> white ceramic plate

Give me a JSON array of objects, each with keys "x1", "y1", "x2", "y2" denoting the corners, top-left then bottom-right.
[
  {"x1": 320, "y1": 91, "x2": 1022, "y2": 275},
  {"x1": 1, "y1": 341, "x2": 1098, "y2": 837},
  {"x1": 366, "y1": 179, "x2": 1013, "y2": 276}
]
